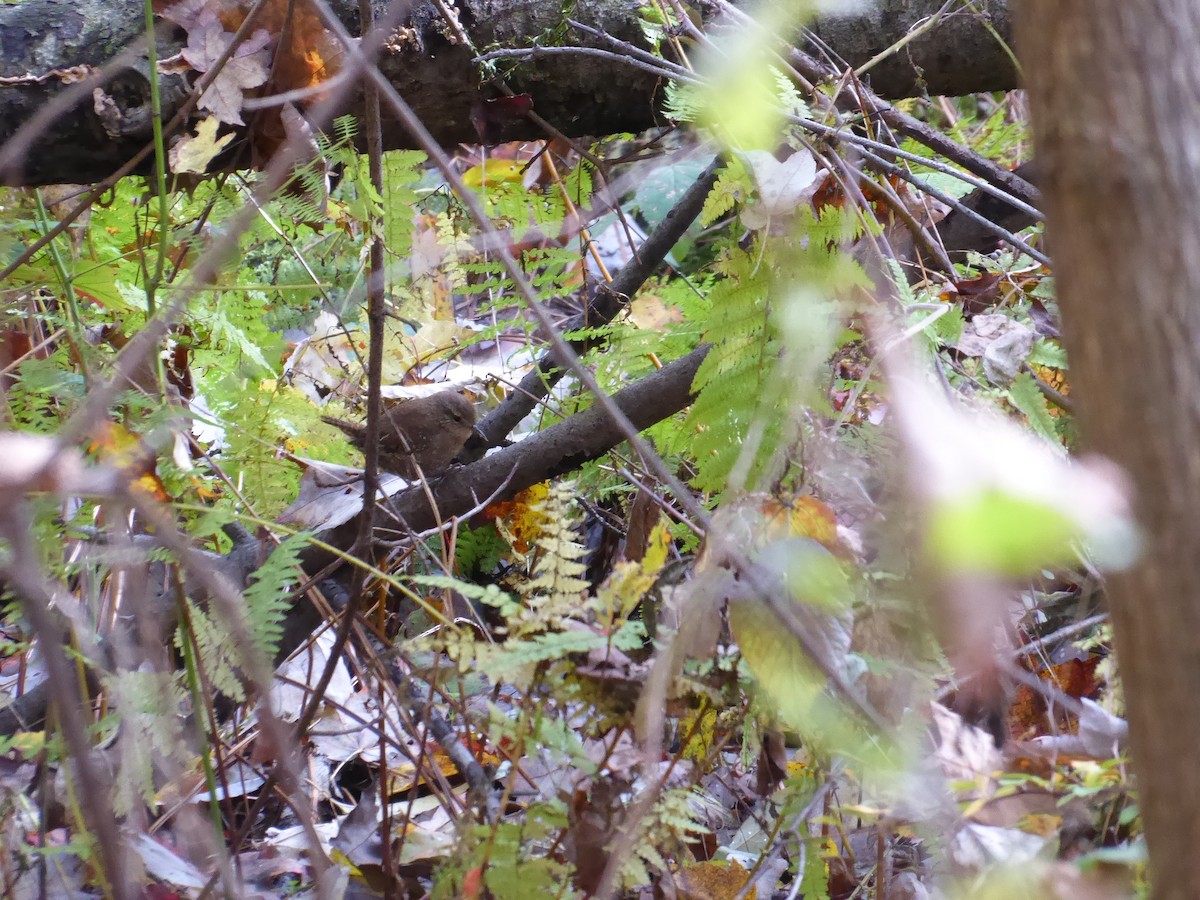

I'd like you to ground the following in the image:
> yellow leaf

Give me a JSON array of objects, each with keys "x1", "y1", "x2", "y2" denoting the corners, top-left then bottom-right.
[
  {"x1": 629, "y1": 293, "x2": 684, "y2": 330},
  {"x1": 169, "y1": 117, "x2": 235, "y2": 175},
  {"x1": 461, "y1": 159, "x2": 526, "y2": 188},
  {"x1": 642, "y1": 517, "x2": 672, "y2": 575}
]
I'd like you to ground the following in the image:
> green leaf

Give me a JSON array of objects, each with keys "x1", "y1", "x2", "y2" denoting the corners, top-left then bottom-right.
[
  {"x1": 632, "y1": 157, "x2": 710, "y2": 230},
  {"x1": 1028, "y1": 338, "x2": 1068, "y2": 369},
  {"x1": 931, "y1": 304, "x2": 965, "y2": 345},
  {"x1": 926, "y1": 490, "x2": 1079, "y2": 575},
  {"x1": 1008, "y1": 371, "x2": 1060, "y2": 444},
  {"x1": 209, "y1": 305, "x2": 274, "y2": 374},
  {"x1": 701, "y1": 51, "x2": 785, "y2": 150}
]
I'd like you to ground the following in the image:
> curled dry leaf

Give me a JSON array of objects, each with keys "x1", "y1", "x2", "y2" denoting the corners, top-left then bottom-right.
[
  {"x1": 931, "y1": 701, "x2": 1003, "y2": 791},
  {"x1": 953, "y1": 314, "x2": 1036, "y2": 387},
  {"x1": 1022, "y1": 698, "x2": 1128, "y2": 760},
  {"x1": 737, "y1": 148, "x2": 821, "y2": 231},
  {"x1": 276, "y1": 460, "x2": 411, "y2": 531}
]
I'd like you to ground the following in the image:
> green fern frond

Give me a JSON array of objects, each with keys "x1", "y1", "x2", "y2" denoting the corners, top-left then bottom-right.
[
  {"x1": 1008, "y1": 371, "x2": 1062, "y2": 444},
  {"x1": 666, "y1": 239, "x2": 779, "y2": 489},
  {"x1": 454, "y1": 525, "x2": 509, "y2": 575},
  {"x1": 383, "y1": 150, "x2": 428, "y2": 257},
  {"x1": 700, "y1": 163, "x2": 748, "y2": 226},
  {"x1": 882, "y1": 256, "x2": 917, "y2": 307},
  {"x1": 331, "y1": 114, "x2": 358, "y2": 144},
  {"x1": 773, "y1": 67, "x2": 810, "y2": 120},
  {"x1": 478, "y1": 628, "x2": 605, "y2": 676},
  {"x1": 105, "y1": 670, "x2": 187, "y2": 815},
  {"x1": 273, "y1": 190, "x2": 326, "y2": 228},
  {"x1": 8, "y1": 356, "x2": 83, "y2": 428},
  {"x1": 663, "y1": 80, "x2": 706, "y2": 125},
  {"x1": 176, "y1": 531, "x2": 310, "y2": 703},
  {"x1": 671, "y1": 188, "x2": 872, "y2": 493},
  {"x1": 180, "y1": 600, "x2": 246, "y2": 701},
  {"x1": 243, "y1": 531, "x2": 311, "y2": 660}
]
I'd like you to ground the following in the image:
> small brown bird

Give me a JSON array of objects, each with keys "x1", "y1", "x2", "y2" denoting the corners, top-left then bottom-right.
[{"x1": 321, "y1": 390, "x2": 476, "y2": 480}]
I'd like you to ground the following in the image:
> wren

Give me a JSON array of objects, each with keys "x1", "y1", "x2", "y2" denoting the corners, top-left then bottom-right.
[{"x1": 321, "y1": 390, "x2": 476, "y2": 480}]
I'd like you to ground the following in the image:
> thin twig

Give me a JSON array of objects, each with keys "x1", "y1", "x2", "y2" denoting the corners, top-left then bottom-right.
[
  {"x1": 375, "y1": 465, "x2": 518, "y2": 546},
  {"x1": 858, "y1": 146, "x2": 1049, "y2": 265},
  {"x1": 933, "y1": 612, "x2": 1108, "y2": 703},
  {"x1": 475, "y1": 45, "x2": 704, "y2": 83},
  {"x1": 0, "y1": 503, "x2": 130, "y2": 898}
]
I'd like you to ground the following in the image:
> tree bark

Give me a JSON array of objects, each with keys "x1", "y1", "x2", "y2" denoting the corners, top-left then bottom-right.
[
  {"x1": 0, "y1": 0, "x2": 1018, "y2": 186},
  {"x1": 1017, "y1": 2, "x2": 1200, "y2": 893}
]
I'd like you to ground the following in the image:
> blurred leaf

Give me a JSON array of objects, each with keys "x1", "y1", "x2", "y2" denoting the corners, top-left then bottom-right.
[
  {"x1": 927, "y1": 490, "x2": 1078, "y2": 575},
  {"x1": 631, "y1": 157, "x2": 710, "y2": 230}
]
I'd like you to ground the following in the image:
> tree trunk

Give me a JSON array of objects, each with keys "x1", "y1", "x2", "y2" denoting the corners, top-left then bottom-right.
[
  {"x1": 1017, "y1": 2, "x2": 1200, "y2": 893},
  {"x1": 0, "y1": 0, "x2": 1019, "y2": 186}
]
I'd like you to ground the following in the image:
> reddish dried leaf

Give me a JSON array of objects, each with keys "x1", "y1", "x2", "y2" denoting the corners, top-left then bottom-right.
[
  {"x1": 470, "y1": 94, "x2": 535, "y2": 144},
  {"x1": 946, "y1": 272, "x2": 1003, "y2": 316},
  {"x1": 461, "y1": 866, "x2": 484, "y2": 899},
  {"x1": 1007, "y1": 653, "x2": 1102, "y2": 738}
]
